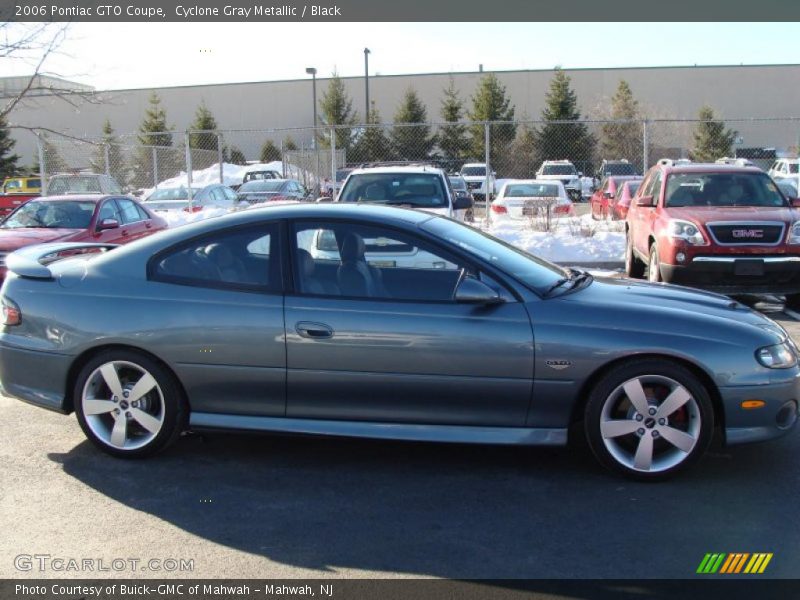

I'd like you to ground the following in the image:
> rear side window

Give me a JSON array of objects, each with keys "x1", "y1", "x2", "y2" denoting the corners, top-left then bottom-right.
[
  {"x1": 151, "y1": 224, "x2": 281, "y2": 292},
  {"x1": 116, "y1": 198, "x2": 143, "y2": 224}
]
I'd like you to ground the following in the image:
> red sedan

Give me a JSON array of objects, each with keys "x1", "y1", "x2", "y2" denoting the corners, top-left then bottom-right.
[
  {"x1": 590, "y1": 175, "x2": 643, "y2": 220},
  {"x1": 0, "y1": 195, "x2": 167, "y2": 280}
]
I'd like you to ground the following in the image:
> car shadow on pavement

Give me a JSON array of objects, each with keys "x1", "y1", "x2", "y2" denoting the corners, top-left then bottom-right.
[{"x1": 48, "y1": 429, "x2": 798, "y2": 579}]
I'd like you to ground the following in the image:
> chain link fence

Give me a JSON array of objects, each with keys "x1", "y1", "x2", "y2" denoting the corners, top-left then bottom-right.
[{"x1": 31, "y1": 117, "x2": 800, "y2": 204}]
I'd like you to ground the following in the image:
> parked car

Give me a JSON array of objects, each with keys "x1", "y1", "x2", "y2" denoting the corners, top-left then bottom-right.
[
  {"x1": 0, "y1": 194, "x2": 166, "y2": 281},
  {"x1": 237, "y1": 179, "x2": 309, "y2": 204},
  {"x1": 491, "y1": 180, "x2": 573, "y2": 219},
  {"x1": 777, "y1": 180, "x2": 799, "y2": 200},
  {"x1": 0, "y1": 175, "x2": 41, "y2": 216},
  {"x1": 716, "y1": 157, "x2": 756, "y2": 168},
  {"x1": 590, "y1": 176, "x2": 643, "y2": 220},
  {"x1": 768, "y1": 158, "x2": 800, "y2": 183},
  {"x1": 242, "y1": 170, "x2": 282, "y2": 184},
  {"x1": 1, "y1": 203, "x2": 797, "y2": 480},
  {"x1": 145, "y1": 184, "x2": 239, "y2": 213},
  {"x1": 46, "y1": 173, "x2": 123, "y2": 196},
  {"x1": 334, "y1": 168, "x2": 353, "y2": 196},
  {"x1": 612, "y1": 179, "x2": 643, "y2": 221},
  {"x1": 596, "y1": 159, "x2": 637, "y2": 179},
  {"x1": 625, "y1": 162, "x2": 800, "y2": 304},
  {"x1": 448, "y1": 174, "x2": 475, "y2": 222},
  {"x1": 337, "y1": 165, "x2": 472, "y2": 221},
  {"x1": 536, "y1": 160, "x2": 582, "y2": 202},
  {"x1": 459, "y1": 163, "x2": 493, "y2": 203}
]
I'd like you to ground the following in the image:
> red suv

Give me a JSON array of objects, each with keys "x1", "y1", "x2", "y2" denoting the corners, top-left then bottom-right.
[{"x1": 626, "y1": 162, "x2": 800, "y2": 305}]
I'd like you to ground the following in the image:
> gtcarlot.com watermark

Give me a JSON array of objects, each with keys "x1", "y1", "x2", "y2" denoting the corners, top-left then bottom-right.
[{"x1": 14, "y1": 553, "x2": 194, "y2": 573}]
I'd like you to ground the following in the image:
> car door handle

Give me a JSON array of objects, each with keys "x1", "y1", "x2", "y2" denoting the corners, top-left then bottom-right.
[
  {"x1": 145, "y1": 222, "x2": 152, "y2": 229},
  {"x1": 121, "y1": 229, "x2": 129, "y2": 236},
  {"x1": 295, "y1": 322, "x2": 334, "y2": 339}
]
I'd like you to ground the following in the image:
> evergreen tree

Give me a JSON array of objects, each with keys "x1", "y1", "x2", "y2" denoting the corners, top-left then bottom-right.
[
  {"x1": 224, "y1": 145, "x2": 247, "y2": 165},
  {"x1": 90, "y1": 119, "x2": 127, "y2": 187},
  {"x1": 132, "y1": 92, "x2": 174, "y2": 187},
  {"x1": 467, "y1": 73, "x2": 516, "y2": 164},
  {"x1": 188, "y1": 100, "x2": 219, "y2": 169},
  {"x1": 391, "y1": 87, "x2": 435, "y2": 160},
  {"x1": 600, "y1": 80, "x2": 641, "y2": 168},
  {"x1": 260, "y1": 139, "x2": 281, "y2": 163},
  {"x1": 498, "y1": 120, "x2": 538, "y2": 178},
  {"x1": 0, "y1": 115, "x2": 20, "y2": 179},
  {"x1": 352, "y1": 102, "x2": 393, "y2": 163},
  {"x1": 690, "y1": 106, "x2": 737, "y2": 162},
  {"x1": 533, "y1": 68, "x2": 596, "y2": 172},
  {"x1": 438, "y1": 78, "x2": 470, "y2": 165},
  {"x1": 283, "y1": 136, "x2": 299, "y2": 152},
  {"x1": 318, "y1": 71, "x2": 358, "y2": 155}
]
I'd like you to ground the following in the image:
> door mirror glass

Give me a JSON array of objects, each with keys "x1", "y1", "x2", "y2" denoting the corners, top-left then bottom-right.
[
  {"x1": 98, "y1": 218, "x2": 119, "y2": 231},
  {"x1": 635, "y1": 195, "x2": 655, "y2": 207},
  {"x1": 453, "y1": 195, "x2": 473, "y2": 210},
  {"x1": 454, "y1": 277, "x2": 504, "y2": 304}
]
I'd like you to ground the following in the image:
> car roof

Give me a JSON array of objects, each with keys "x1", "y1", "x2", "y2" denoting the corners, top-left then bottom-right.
[
  {"x1": 347, "y1": 166, "x2": 445, "y2": 176},
  {"x1": 30, "y1": 195, "x2": 112, "y2": 203},
  {"x1": 657, "y1": 163, "x2": 764, "y2": 175},
  {"x1": 541, "y1": 160, "x2": 575, "y2": 164}
]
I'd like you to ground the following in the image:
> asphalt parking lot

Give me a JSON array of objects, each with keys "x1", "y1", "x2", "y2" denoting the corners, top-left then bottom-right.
[{"x1": 1, "y1": 298, "x2": 799, "y2": 580}]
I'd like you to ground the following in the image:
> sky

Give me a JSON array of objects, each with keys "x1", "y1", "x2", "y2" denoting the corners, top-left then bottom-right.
[{"x1": 6, "y1": 22, "x2": 800, "y2": 90}]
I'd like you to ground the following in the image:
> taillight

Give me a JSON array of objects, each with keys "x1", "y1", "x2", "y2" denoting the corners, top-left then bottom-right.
[
  {"x1": 2, "y1": 298, "x2": 20, "y2": 326},
  {"x1": 491, "y1": 203, "x2": 507, "y2": 214},
  {"x1": 182, "y1": 205, "x2": 203, "y2": 213}
]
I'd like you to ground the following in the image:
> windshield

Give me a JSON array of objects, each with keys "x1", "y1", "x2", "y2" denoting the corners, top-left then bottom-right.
[
  {"x1": 340, "y1": 173, "x2": 447, "y2": 208},
  {"x1": 503, "y1": 183, "x2": 560, "y2": 198},
  {"x1": 449, "y1": 177, "x2": 467, "y2": 190},
  {"x1": 3, "y1": 200, "x2": 96, "y2": 229},
  {"x1": 421, "y1": 217, "x2": 567, "y2": 294},
  {"x1": 147, "y1": 187, "x2": 197, "y2": 201},
  {"x1": 460, "y1": 166, "x2": 486, "y2": 177},
  {"x1": 47, "y1": 176, "x2": 106, "y2": 195},
  {"x1": 604, "y1": 163, "x2": 636, "y2": 176},
  {"x1": 239, "y1": 180, "x2": 285, "y2": 192},
  {"x1": 542, "y1": 165, "x2": 576, "y2": 176},
  {"x1": 665, "y1": 172, "x2": 787, "y2": 208}
]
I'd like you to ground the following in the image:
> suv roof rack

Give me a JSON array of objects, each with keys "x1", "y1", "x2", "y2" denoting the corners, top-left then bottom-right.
[
  {"x1": 656, "y1": 158, "x2": 692, "y2": 167},
  {"x1": 357, "y1": 161, "x2": 440, "y2": 169}
]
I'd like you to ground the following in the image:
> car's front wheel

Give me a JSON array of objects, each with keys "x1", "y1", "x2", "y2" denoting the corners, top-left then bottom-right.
[
  {"x1": 584, "y1": 359, "x2": 713, "y2": 480},
  {"x1": 74, "y1": 349, "x2": 186, "y2": 458}
]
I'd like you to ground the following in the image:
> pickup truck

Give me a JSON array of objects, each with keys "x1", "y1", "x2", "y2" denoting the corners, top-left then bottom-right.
[{"x1": 0, "y1": 176, "x2": 41, "y2": 216}]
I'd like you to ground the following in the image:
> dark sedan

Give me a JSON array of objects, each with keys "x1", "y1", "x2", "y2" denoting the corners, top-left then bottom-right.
[
  {"x1": 237, "y1": 179, "x2": 309, "y2": 204},
  {"x1": 0, "y1": 204, "x2": 797, "y2": 480}
]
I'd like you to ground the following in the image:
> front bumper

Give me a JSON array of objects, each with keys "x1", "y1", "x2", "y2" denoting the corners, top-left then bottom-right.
[
  {"x1": 720, "y1": 372, "x2": 800, "y2": 444},
  {"x1": 660, "y1": 256, "x2": 800, "y2": 294},
  {"x1": 0, "y1": 339, "x2": 72, "y2": 414}
]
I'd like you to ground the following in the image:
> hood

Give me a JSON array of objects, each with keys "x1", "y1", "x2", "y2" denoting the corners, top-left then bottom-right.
[
  {"x1": 0, "y1": 227, "x2": 83, "y2": 251},
  {"x1": 667, "y1": 205, "x2": 797, "y2": 224}
]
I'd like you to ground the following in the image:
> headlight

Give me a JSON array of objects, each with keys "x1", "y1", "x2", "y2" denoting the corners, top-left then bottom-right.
[
  {"x1": 756, "y1": 342, "x2": 798, "y2": 369},
  {"x1": 664, "y1": 219, "x2": 707, "y2": 245},
  {"x1": 788, "y1": 221, "x2": 800, "y2": 244}
]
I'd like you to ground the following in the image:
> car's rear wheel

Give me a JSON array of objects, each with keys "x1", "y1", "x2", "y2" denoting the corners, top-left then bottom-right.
[
  {"x1": 648, "y1": 244, "x2": 662, "y2": 282},
  {"x1": 625, "y1": 232, "x2": 645, "y2": 278},
  {"x1": 584, "y1": 359, "x2": 713, "y2": 480},
  {"x1": 74, "y1": 350, "x2": 185, "y2": 458}
]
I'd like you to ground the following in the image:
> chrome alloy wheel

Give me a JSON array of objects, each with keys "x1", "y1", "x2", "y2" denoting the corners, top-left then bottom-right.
[
  {"x1": 81, "y1": 361, "x2": 165, "y2": 450},
  {"x1": 648, "y1": 249, "x2": 660, "y2": 282},
  {"x1": 599, "y1": 375, "x2": 701, "y2": 473}
]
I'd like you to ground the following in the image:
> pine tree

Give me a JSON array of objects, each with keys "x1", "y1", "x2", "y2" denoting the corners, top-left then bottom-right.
[
  {"x1": 391, "y1": 87, "x2": 435, "y2": 160},
  {"x1": 498, "y1": 120, "x2": 538, "y2": 178},
  {"x1": 260, "y1": 139, "x2": 281, "y2": 163},
  {"x1": 600, "y1": 80, "x2": 641, "y2": 168},
  {"x1": 467, "y1": 73, "x2": 516, "y2": 164},
  {"x1": 90, "y1": 119, "x2": 127, "y2": 187},
  {"x1": 533, "y1": 68, "x2": 596, "y2": 173},
  {"x1": 132, "y1": 92, "x2": 174, "y2": 187},
  {"x1": 318, "y1": 71, "x2": 358, "y2": 155},
  {"x1": 438, "y1": 78, "x2": 470, "y2": 165},
  {"x1": 188, "y1": 100, "x2": 219, "y2": 169},
  {"x1": 225, "y1": 145, "x2": 247, "y2": 165},
  {"x1": 352, "y1": 102, "x2": 393, "y2": 163},
  {"x1": 690, "y1": 106, "x2": 737, "y2": 162},
  {"x1": 0, "y1": 115, "x2": 20, "y2": 179},
  {"x1": 283, "y1": 136, "x2": 299, "y2": 152}
]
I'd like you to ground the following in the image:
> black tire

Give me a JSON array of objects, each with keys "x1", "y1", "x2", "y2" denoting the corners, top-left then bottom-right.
[
  {"x1": 584, "y1": 359, "x2": 714, "y2": 481},
  {"x1": 648, "y1": 244, "x2": 662, "y2": 283},
  {"x1": 625, "y1": 231, "x2": 645, "y2": 278},
  {"x1": 74, "y1": 349, "x2": 186, "y2": 458}
]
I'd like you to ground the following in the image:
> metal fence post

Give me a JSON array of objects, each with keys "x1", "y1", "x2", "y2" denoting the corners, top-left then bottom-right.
[
  {"x1": 152, "y1": 147, "x2": 159, "y2": 189},
  {"x1": 103, "y1": 143, "x2": 110, "y2": 176},
  {"x1": 184, "y1": 133, "x2": 193, "y2": 206},
  {"x1": 217, "y1": 132, "x2": 224, "y2": 184},
  {"x1": 484, "y1": 122, "x2": 491, "y2": 227},
  {"x1": 330, "y1": 127, "x2": 336, "y2": 197},
  {"x1": 36, "y1": 134, "x2": 47, "y2": 195},
  {"x1": 642, "y1": 119, "x2": 649, "y2": 172},
  {"x1": 280, "y1": 138, "x2": 286, "y2": 178}
]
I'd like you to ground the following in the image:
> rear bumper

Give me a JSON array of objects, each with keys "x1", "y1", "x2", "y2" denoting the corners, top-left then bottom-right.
[
  {"x1": 660, "y1": 256, "x2": 800, "y2": 294},
  {"x1": 0, "y1": 339, "x2": 71, "y2": 414},
  {"x1": 720, "y1": 373, "x2": 800, "y2": 444}
]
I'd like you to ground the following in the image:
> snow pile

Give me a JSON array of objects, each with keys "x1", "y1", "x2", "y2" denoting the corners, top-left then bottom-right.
[
  {"x1": 159, "y1": 207, "x2": 230, "y2": 228},
  {"x1": 488, "y1": 213, "x2": 625, "y2": 264},
  {"x1": 149, "y1": 161, "x2": 286, "y2": 192}
]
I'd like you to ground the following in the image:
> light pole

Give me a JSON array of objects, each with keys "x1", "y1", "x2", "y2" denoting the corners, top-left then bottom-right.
[
  {"x1": 364, "y1": 48, "x2": 371, "y2": 121},
  {"x1": 306, "y1": 67, "x2": 319, "y2": 193}
]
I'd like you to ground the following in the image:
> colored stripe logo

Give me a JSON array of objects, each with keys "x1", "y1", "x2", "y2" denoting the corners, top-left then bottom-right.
[{"x1": 697, "y1": 553, "x2": 773, "y2": 574}]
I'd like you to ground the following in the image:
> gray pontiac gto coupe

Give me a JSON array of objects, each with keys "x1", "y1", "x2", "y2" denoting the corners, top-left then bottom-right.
[{"x1": 0, "y1": 203, "x2": 797, "y2": 480}]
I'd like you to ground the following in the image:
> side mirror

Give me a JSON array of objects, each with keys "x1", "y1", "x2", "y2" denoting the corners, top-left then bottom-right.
[
  {"x1": 453, "y1": 195, "x2": 474, "y2": 210},
  {"x1": 97, "y1": 218, "x2": 119, "y2": 231},
  {"x1": 635, "y1": 195, "x2": 655, "y2": 207},
  {"x1": 454, "y1": 278, "x2": 504, "y2": 304}
]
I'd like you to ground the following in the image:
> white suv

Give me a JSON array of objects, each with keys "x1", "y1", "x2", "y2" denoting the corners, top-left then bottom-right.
[
  {"x1": 336, "y1": 165, "x2": 472, "y2": 220},
  {"x1": 458, "y1": 163, "x2": 494, "y2": 202},
  {"x1": 768, "y1": 158, "x2": 800, "y2": 183},
  {"x1": 535, "y1": 160, "x2": 582, "y2": 201}
]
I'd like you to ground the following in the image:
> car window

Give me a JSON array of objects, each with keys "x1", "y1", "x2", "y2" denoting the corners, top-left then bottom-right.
[
  {"x1": 135, "y1": 204, "x2": 150, "y2": 221},
  {"x1": 116, "y1": 198, "x2": 143, "y2": 224},
  {"x1": 665, "y1": 172, "x2": 787, "y2": 208},
  {"x1": 339, "y1": 173, "x2": 447, "y2": 208},
  {"x1": 224, "y1": 187, "x2": 238, "y2": 201},
  {"x1": 97, "y1": 199, "x2": 121, "y2": 223},
  {"x1": 503, "y1": 183, "x2": 560, "y2": 198},
  {"x1": 293, "y1": 221, "x2": 469, "y2": 302},
  {"x1": 3, "y1": 200, "x2": 97, "y2": 230},
  {"x1": 152, "y1": 224, "x2": 280, "y2": 291},
  {"x1": 791, "y1": 164, "x2": 799, "y2": 174}
]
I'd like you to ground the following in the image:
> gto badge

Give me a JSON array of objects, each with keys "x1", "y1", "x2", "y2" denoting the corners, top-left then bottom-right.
[{"x1": 546, "y1": 360, "x2": 572, "y2": 370}]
